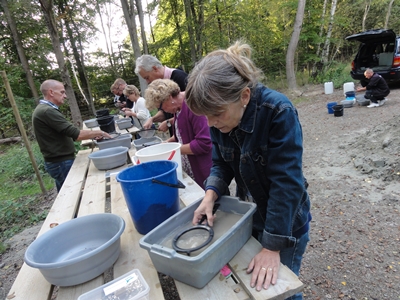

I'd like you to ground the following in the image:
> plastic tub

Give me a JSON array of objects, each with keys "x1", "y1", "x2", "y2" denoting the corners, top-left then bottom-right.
[
  {"x1": 116, "y1": 161, "x2": 183, "y2": 235},
  {"x1": 95, "y1": 134, "x2": 132, "y2": 150},
  {"x1": 83, "y1": 118, "x2": 98, "y2": 128},
  {"x1": 356, "y1": 95, "x2": 370, "y2": 106},
  {"x1": 132, "y1": 142, "x2": 183, "y2": 181},
  {"x1": 89, "y1": 146, "x2": 129, "y2": 170},
  {"x1": 78, "y1": 269, "x2": 149, "y2": 300},
  {"x1": 24, "y1": 213, "x2": 125, "y2": 287},
  {"x1": 345, "y1": 91, "x2": 355, "y2": 98},
  {"x1": 340, "y1": 99, "x2": 355, "y2": 108},
  {"x1": 97, "y1": 115, "x2": 116, "y2": 133},
  {"x1": 96, "y1": 109, "x2": 109, "y2": 117},
  {"x1": 332, "y1": 104, "x2": 344, "y2": 117},
  {"x1": 133, "y1": 136, "x2": 163, "y2": 150},
  {"x1": 139, "y1": 196, "x2": 257, "y2": 288},
  {"x1": 326, "y1": 102, "x2": 337, "y2": 114},
  {"x1": 116, "y1": 118, "x2": 133, "y2": 130}
]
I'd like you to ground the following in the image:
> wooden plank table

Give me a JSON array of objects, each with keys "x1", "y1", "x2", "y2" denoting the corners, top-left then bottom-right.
[{"x1": 7, "y1": 148, "x2": 304, "y2": 300}]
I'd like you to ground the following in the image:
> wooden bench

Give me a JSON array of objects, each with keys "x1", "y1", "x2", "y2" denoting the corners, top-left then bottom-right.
[{"x1": 7, "y1": 148, "x2": 304, "y2": 300}]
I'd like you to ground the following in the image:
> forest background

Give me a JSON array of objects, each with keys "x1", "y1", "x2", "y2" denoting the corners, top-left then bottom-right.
[{"x1": 0, "y1": 0, "x2": 399, "y2": 251}]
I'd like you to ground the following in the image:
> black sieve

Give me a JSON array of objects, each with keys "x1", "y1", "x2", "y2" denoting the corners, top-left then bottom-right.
[{"x1": 172, "y1": 203, "x2": 220, "y2": 256}]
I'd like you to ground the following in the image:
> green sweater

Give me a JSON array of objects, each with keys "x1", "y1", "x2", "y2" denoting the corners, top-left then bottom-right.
[{"x1": 32, "y1": 103, "x2": 80, "y2": 163}]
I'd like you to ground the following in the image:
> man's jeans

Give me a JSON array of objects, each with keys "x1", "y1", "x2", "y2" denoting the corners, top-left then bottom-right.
[
  {"x1": 280, "y1": 231, "x2": 310, "y2": 300},
  {"x1": 44, "y1": 159, "x2": 74, "y2": 192}
]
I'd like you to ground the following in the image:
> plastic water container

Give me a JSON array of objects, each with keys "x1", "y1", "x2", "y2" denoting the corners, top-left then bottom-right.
[
  {"x1": 116, "y1": 161, "x2": 182, "y2": 235},
  {"x1": 132, "y1": 142, "x2": 183, "y2": 181},
  {"x1": 78, "y1": 269, "x2": 149, "y2": 300},
  {"x1": 327, "y1": 102, "x2": 337, "y2": 114},
  {"x1": 324, "y1": 82, "x2": 334, "y2": 94},
  {"x1": 343, "y1": 82, "x2": 355, "y2": 95}
]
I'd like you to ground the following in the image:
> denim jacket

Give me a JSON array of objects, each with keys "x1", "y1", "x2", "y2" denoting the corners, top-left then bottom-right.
[{"x1": 205, "y1": 84, "x2": 311, "y2": 251}]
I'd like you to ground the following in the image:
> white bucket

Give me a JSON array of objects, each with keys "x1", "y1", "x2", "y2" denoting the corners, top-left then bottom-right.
[
  {"x1": 132, "y1": 142, "x2": 183, "y2": 181},
  {"x1": 343, "y1": 82, "x2": 355, "y2": 95},
  {"x1": 324, "y1": 82, "x2": 333, "y2": 94}
]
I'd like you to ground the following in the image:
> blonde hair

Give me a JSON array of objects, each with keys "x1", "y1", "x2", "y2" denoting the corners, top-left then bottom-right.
[
  {"x1": 110, "y1": 78, "x2": 126, "y2": 93},
  {"x1": 144, "y1": 79, "x2": 180, "y2": 110},
  {"x1": 186, "y1": 40, "x2": 262, "y2": 115},
  {"x1": 123, "y1": 85, "x2": 140, "y2": 97}
]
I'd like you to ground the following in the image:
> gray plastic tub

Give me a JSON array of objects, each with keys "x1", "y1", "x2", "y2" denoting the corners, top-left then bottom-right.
[
  {"x1": 24, "y1": 213, "x2": 125, "y2": 286},
  {"x1": 340, "y1": 99, "x2": 355, "y2": 108},
  {"x1": 115, "y1": 118, "x2": 133, "y2": 130},
  {"x1": 133, "y1": 136, "x2": 162, "y2": 150},
  {"x1": 89, "y1": 146, "x2": 129, "y2": 170},
  {"x1": 95, "y1": 134, "x2": 132, "y2": 150},
  {"x1": 139, "y1": 196, "x2": 256, "y2": 288},
  {"x1": 83, "y1": 118, "x2": 98, "y2": 128}
]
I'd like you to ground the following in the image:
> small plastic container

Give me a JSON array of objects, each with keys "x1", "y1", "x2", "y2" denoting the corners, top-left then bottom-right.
[{"x1": 78, "y1": 269, "x2": 149, "y2": 300}]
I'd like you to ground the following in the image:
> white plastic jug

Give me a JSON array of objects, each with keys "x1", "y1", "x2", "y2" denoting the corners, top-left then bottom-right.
[
  {"x1": 343, "y1": 82, "x2": 355, "y2": 95},
  {"x1": 132, "y1": 142, "x2": 183, "y2": 181},
  {"x1": 324, "y1": 82, "x2": 334, "y2": 94}
]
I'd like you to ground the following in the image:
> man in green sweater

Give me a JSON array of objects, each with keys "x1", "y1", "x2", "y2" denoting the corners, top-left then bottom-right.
[{"x1": 32, "y1": 79, "x2": 111, "y2": 192}]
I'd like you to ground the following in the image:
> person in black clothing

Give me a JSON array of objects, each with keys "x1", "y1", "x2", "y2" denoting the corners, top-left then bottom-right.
[
  {"x1": 356, "y1": 68, "x2": 390, "y2": 108},
  {"x1": 111, "y1": 78, "x2": 133, "y2": 109},
  {"x1": 135, "y1": 55, "x2": 188, "y2": 136}
]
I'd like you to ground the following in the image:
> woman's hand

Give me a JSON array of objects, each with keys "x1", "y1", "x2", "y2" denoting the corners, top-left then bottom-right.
[
  {"x1": 143, "y1": 117, "x2": 153, "y2": 129},
  {"x1": 122, "y1": 108, "x2": 134, "y2": 117},
  {"x1": 192, "y1": 190, "x2": 219, "y2": 226},
  {"x1": 246, "y1": 248, "x2": 280, "y2": 291},
  {"x1": 158, "y1": 120, "x2": 169, "y2": 132}
]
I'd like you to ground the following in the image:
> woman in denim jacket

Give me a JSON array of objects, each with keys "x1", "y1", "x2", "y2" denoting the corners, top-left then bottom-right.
[{"x1": 186, "y1": 41, "x2": 311, "y2": 299}]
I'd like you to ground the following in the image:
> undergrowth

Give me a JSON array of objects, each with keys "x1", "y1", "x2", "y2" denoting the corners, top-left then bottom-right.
[{"x1": 0, "y1": 142, "x2": 55, "y2": 253}]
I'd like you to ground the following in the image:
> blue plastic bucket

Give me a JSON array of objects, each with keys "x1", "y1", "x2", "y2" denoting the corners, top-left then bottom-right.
[
  {"x1": 327, "y1": 102, "x2": 337, "y2": 114},
  {"x1": 116, "y1": 160, "x2": 184, "y2": 235}
]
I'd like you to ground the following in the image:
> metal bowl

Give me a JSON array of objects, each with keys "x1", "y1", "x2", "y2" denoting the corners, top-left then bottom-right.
[
  {"x1": 24, "y1": 213, "x2": 125, "y2": 286},
  {"x1": 89, "y1": 146, "x2": 129, "y2": 170}
]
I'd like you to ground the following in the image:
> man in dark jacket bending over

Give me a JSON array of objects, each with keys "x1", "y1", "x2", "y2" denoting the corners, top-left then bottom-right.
[{"x1": 356, "y1": 68, "x2": 390, "y2": 108}]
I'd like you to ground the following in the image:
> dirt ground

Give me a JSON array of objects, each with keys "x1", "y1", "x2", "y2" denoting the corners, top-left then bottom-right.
[{"x1": 1, "y1": 83, "x2": 400, "y2": 300}]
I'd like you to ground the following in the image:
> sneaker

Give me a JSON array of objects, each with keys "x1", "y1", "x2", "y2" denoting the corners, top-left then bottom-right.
[
  {"x1": 379, "y1": 99, "x2": 387, "y2": 106},
  {"x1": 367, "y1": 102, "x2": 380, "y2": 108}
]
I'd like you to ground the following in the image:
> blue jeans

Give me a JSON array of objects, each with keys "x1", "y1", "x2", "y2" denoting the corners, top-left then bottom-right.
[
  {"x1": 44, "y1": 159, "x2": 74, "y2": 192},
  {"x1": 280, "y1": 231, "x2": 310, "y2": 300}
]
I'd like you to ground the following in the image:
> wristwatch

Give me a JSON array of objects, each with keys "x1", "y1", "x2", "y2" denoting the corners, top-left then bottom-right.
[{"x1": 166, "y1": 119, "x2": 171, "y2": 127}]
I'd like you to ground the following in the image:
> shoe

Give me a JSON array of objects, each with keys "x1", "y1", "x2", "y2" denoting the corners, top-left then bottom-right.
[
  {"x1": 379, "y1": 99, "x2": 387, "y2": 106},
  {"x1": 367, "y1": 102, "x2": 380, "y2": 108}
]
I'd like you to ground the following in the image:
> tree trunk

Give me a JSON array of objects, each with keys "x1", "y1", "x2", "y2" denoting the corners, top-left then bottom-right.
[
  {"x1": 385, "y1": 0, "x2": 395, "y2": 29},
  {"x1": 120, "y1": 0, "x2": 147, "y2": 93},
  {"x1": 321, "y1": 0, "x2": 337, "y2": 65},
  {"x1": 193, "y1": 0, "x2": 204, "y2": 59},
  {"x1": 312, "y1": 0, "x2": 328, "y2": 75},
  {"x1": 0, "y1": 0, "x2": 40, "y2": 102},
  {"x1": 61, "y1": 1, "x2": 96, "y2": 115},
  {"x1": 183, "y1": 0, "x2": 197, "y2": 63},
  {"x1": 362, "y1": 0, "x2": 371, "y2": 32},
  {"x1": 95, "y1": 0, "x2": 116, "y2": 75},
  {"x1": 286, "y1": 0, "x2": 306, "y2": 91},
  {"x1": 39, "y1": 0, "x2": 82, "y2": 127},
  {"x1": 135, "y1": 0, "x2": 148, "y2": 54},
  {"x1": 170, "y1": 0, "x2": 185, "y2": 66}
]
